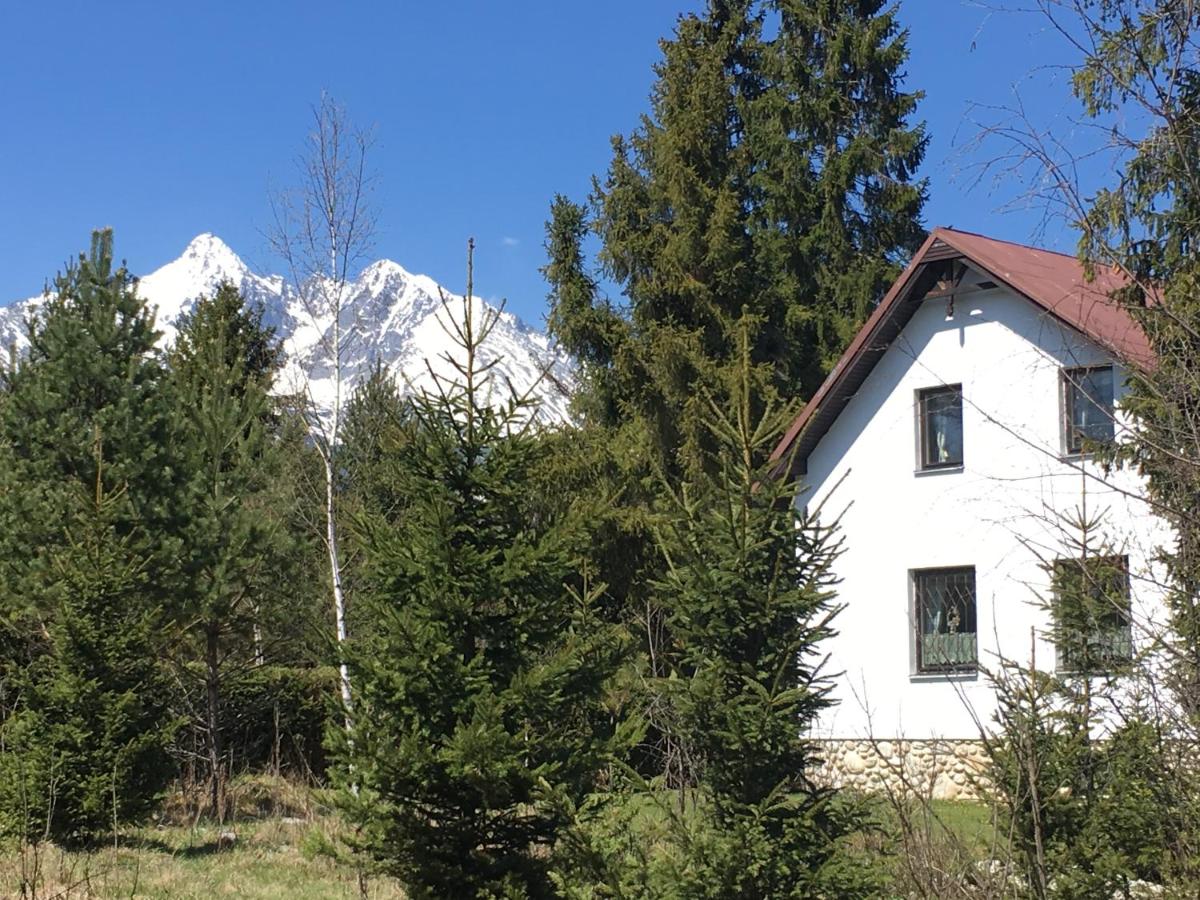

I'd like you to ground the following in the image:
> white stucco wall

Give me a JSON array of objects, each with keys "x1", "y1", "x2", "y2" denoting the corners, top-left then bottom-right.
[{"x1": 803, "y1": 284, "x2": 1170, "y2": 740}]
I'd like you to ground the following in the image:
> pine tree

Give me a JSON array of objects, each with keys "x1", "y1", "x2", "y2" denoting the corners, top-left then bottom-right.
[
  {"x1": 169, "y1": 282, "x2": 291, "y2": 819},
  {"x1": 335, "y1": 244, "x2": 628, "y2": 898},
  {"x1": 645, "y1": 320, "x2": 875, "y2": 898}
]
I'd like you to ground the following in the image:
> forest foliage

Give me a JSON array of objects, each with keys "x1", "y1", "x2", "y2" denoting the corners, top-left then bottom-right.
[{"x1": 6, "y1": 1, "x2": 1200, "y2": 898}]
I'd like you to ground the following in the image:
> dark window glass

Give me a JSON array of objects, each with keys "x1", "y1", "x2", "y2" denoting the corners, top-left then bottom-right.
[
  {"x1": 1053, "y1": 555, "x2": 1132, "y2": 673},
  {"x1": 918, "y1": 385, "x2": 963, "y2": 469},
  {"x1": 914, "y1": 567, "x2": 977, "y2": 673},
  {"x1": 1064, "y1": 366, "x2": 1115, "y2": 454}
]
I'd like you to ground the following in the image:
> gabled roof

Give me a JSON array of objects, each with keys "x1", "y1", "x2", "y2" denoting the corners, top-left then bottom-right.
[{"x1": 770, "y1": 227, "x2": 1153, "y2": 473}]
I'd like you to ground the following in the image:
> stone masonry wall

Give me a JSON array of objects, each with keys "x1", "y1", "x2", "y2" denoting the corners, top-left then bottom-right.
[{"x1": 815, "y1": 739, "x2": 990, "y2": 801}]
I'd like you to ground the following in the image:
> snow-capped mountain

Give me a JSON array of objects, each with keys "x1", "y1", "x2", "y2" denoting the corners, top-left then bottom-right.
[{"x1": 0, "y1": 234, "x2": 574, "y2": 422}]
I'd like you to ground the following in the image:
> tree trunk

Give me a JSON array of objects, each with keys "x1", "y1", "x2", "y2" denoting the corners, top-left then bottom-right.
[
  {"x1": 204, "y1": 620, "x2": 224, "y2": 822},
  {"x1": 325, "y1": 453, "x2": 353, "y2": 726}
]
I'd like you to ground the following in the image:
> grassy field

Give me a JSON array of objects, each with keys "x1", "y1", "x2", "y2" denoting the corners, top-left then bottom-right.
[
  {"x1": 1, "y1": 774, "x2": 407, "y2": 900},
  {"x1": 0, "y1": 782, "x2": 999, "y2": 898},
  {"x1": 1, "y1": 816, "x2": 407, "y2": 899}
]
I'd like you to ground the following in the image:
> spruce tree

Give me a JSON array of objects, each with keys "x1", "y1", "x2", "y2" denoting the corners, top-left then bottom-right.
[
  {"x1": 646, "y1": 321, "x2": 875, "y2": 898},
  {"x1": 339, "y1": 360, "x2": 412, "y2": 527},
  {"x1": 543, "y1": 0, "x2": 926, "y2": 788},
  {"x1": 0, "y1": 231, "x2": 180, "y2": 843},
  {"x1": 545, "y1": 0, "x2": 927, "y2": 469},
  {"x1": 0, "y1": 468, "x2": 176, "y2": 846},
  {"x1": 335, "y1": 246, "x2": 627, "y2": 899}
]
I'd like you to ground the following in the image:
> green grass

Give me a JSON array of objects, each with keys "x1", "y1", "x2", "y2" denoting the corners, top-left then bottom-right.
[
  {"x1": 0, "y1": 782, "x2": 1001, "y2": 899},
  {"x1": 1, "y1": 774, "x2": 409, "y2": 900},
  {"x1": 927, "y1": 798, "x2": 1002, "y2": 849},
  {"x1": 2, "y1": 817, "x2": 407, "y2": 899}
]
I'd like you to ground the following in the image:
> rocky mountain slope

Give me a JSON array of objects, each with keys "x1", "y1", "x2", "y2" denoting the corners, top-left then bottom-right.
[{"x1": 0, "y1": 234, "x2": 573, "y2": 422}]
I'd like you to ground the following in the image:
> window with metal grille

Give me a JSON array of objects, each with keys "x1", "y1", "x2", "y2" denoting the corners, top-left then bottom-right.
[
  {"x1": 914, "y1": 566, "x2": 977, "y2": 673},
  {"x1": 1053, "y1": 555, "x2": 1132, "y2": 673},
  {"x1": 1063, "y1": 366, "x2": 1114, "y2": 455},
  {"x1": 918, "y1": 385, "x2": 963, "y2": 469}
]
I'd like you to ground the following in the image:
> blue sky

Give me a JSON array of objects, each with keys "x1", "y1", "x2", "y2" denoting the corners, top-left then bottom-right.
[{"x1": 0, "y1": 1, "x2": 1099, "y2": 325}]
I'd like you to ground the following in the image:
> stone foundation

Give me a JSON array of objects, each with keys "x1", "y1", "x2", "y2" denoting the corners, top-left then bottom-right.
[{"x1": 815, "y1": 738, "x2": 990, "y2": 801}]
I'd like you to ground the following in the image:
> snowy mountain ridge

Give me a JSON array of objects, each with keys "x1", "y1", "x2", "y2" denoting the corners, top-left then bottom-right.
[{"x1": 0, "y1": 234, "x2": 574, "y2": 422}]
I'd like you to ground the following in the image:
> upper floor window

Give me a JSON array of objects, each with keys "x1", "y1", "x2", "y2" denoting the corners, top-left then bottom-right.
[
  {"x1": 914, "y1": 566, "x2": 977, "y2": 673},
  {"x1": 1063, "y1": 366, "x2": 1115, "y2": 455},
  {"x1": 1052, "y1": 555, "x2": 1132, "y2": 673},
  {"x1": 918, "y1": 385, "x2": 963, "y2": 469}
]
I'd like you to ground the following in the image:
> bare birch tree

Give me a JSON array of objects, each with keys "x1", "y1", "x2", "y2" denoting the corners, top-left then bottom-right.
[{"x1": 269, "y1": 93, "x2": 377, "y2": 721}]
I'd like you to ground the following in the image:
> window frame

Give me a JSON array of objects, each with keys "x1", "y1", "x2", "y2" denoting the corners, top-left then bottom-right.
[
  {"x1": 916, "y1": 384, "x2": 964, "y2": 471},
  {"x1": 1052, "y1": 554, "x2": 1133, "y2": 675},
  {"x1": 912, "y1": 565, "x2": 978, "y2": 675},
  {"x1": 1061, "y1": 365, "x2": 1115, "y2": 456}
]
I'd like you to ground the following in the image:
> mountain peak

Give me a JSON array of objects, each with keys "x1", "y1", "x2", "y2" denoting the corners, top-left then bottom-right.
[
  {"x1": 0, "y1": 234, "x2": 575, "y2": 422},
  {"x1": 360, "y1": 258, "x2": 411, "y2": 279},
  {"x1": 180, "y1": 233, "x2": 245, "y2": 270}
]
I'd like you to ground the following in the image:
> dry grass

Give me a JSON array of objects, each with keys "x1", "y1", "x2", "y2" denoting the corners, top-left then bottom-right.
[{"x1": 1, "y1": 777, "x2": 405, "y2": 900}]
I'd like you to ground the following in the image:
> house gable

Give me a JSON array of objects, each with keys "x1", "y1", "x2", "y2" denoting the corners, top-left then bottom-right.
[{"x1": 772, "y1": 228, "x2": 1151, "y2": 475}]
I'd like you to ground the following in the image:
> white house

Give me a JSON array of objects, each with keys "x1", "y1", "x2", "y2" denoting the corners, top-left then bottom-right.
[{"x1": 770, "y1": 228, "x2": 1170, "y2": 785}]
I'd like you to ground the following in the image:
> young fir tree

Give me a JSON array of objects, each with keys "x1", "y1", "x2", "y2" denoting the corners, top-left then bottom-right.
[
  {"x1": 545, "y1": 0, "x2": 927, "y2": 469},
  {"x1": 335, "y1": 244, "x2": 628, "y2": 899},
  {"x1": 979, "y1": 494, "x2": 1180, "y2": 897},
  {"x1": 0, "y1": 231, "x2": 179, "y2": 843},
  {"x1": 0, "y1": 461, "x2": 176, "y2": 846},
  {"x1": 169, "y1": 282, "x2": 290, "y2": 819},
  {"x1": 643, "y1": 320, "x2": 875, "y2": 898}
]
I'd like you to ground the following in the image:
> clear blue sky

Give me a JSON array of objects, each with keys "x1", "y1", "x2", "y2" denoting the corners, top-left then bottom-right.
[{"x1": 0, "y1": 1, "x2": 1096, "y2": 325}]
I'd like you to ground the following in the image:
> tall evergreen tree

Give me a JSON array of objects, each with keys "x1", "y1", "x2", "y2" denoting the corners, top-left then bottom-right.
[
  {"x1": 0, "y1": 231, "x2": 180, "y2": 843},
  {"x1": 545, "y1": 0, "x2": 927, "y2": 470},
  {"x1": 543, "y1": 0, "x2": 926, "y2": 786},
  {"x1": 335, "y1": 246, "x2": 628, "y2": 898},
  {"x1": 169, "y1": 282, "x2": 291, "y2": 818}
]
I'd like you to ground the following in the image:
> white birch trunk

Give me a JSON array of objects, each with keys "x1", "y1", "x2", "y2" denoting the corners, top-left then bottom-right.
[{"x1": 326, "y1": 252, "x2": 353, "y2": 724}]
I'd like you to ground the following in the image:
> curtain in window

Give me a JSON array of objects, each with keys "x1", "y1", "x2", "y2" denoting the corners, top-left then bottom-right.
[
  {"x1": 922, "y1": 389, "x2": 962, "y2": 466},
  {"x1": 1053, "y1": 555, "x2": 1132, "y2": 671},
  {"x1": 920, "y1": 632, "x2": 978, "y2": 668},
  {"x1": 916, "y1": 567, "x2": 977, "y2": 671}
]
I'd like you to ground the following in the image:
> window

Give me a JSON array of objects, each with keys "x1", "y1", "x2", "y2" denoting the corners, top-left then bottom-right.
[
  {"x1": 914, "y1": 567, "x2": 977, "y2": 673},
  {"x1": 918, "y1": 385, "x2": 963, "y2": 469},
  {"x1": 1053, "y1": 555, "x2": 1132, "y2": 673},
  {"x1": 1063, "y1": 366, "x2": 1115, "y2": 455}
]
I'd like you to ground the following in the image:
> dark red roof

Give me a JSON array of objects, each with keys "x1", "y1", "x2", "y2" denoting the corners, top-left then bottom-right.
[{"x1": 770, "y1": 227, "x2": 1152, "y2": 473}]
